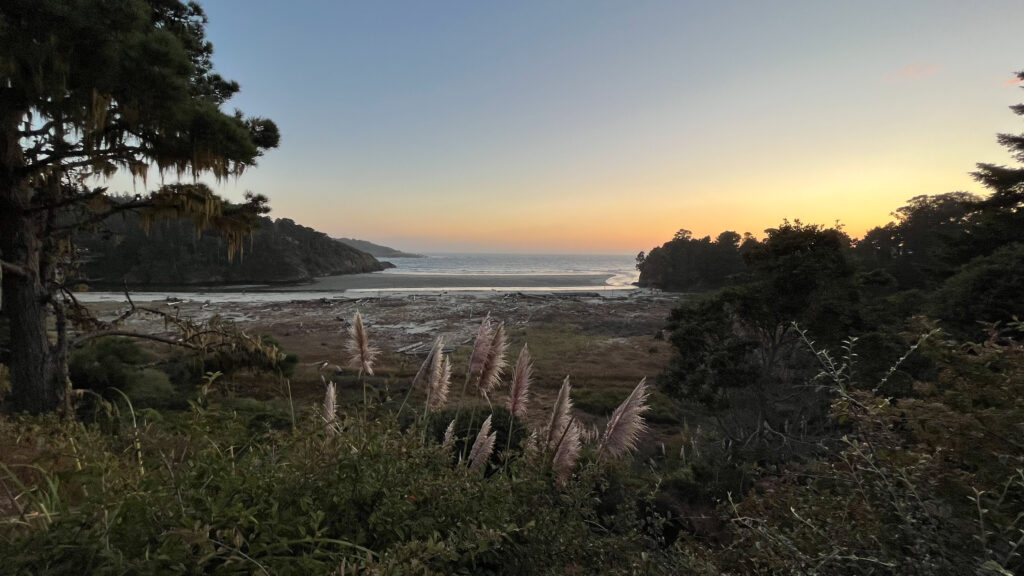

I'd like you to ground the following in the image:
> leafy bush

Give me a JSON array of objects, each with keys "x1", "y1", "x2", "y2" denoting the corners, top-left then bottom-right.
[
  {"x1": 929, "y1": 242, "x2": 1024, "y2": 339},
  {"x1": 69, "y1": 337, "x2": 184, "y2": 410},
  {"x1": 686, "y1": 331, "x2": 1024, "y2": 575},
  {"x1": 0, "y1": 404, "x2": 674, "y2": 575}
]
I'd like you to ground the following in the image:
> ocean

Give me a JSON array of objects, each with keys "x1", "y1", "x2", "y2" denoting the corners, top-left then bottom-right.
[
  {"x1": 380, "y1": 253, "x2": 639, "y2": 288},
  {"x1": 75, "y1": 253, "x2": 640, "y2": 303}
]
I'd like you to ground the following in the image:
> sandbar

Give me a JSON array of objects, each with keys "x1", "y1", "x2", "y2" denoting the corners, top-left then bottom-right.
[{"x1": 279, "y1": 272, "x2": 622, "y2": 291}]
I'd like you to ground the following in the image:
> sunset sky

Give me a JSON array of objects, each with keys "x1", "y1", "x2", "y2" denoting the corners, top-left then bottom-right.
[{"x1": 116, "y1": 1, "x2": 1024, "y2": 253}]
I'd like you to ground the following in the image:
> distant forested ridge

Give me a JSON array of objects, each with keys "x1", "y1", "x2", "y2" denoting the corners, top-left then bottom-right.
[
  {"x1": 76, "y1": 213, "x2": 391, "y2": 286},
  {"x1": 335, "y1": 237, "x2": 424, "y2": 258},
  {"x1": 637, "y1": 189, "x2": 1023, "y2": 340}
]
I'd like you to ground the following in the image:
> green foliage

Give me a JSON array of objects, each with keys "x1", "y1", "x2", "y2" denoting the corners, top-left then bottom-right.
[
  {"x1": 69, "y1": 337, "x2": 184, "y2": 410},
  {"x1": 0, "y1": 404, "x2": 674, "y2": 574},
  {"x1": 1, "y1": 0, "x2": 280, "y2": 414},
  {"x1": 77, "y1": 213, "x2": 387, "y2": 286},
  {"x1": 660, "y1": 292, "x2": 761, "y2": 408},
  {"x1": 929, "y1": 243, "x2": 1024, "y2": 338},
  {"x1": 855, "y1": 193, "x2": 978, "y2": 289},
  {"x1": 691, "y1": 332, "x2": 1024, "y2": 575},
  {"x1": 573, "y1": 387, "x2": 681, "y2": 425},
  {"x1": 637, "y1": 229, "x2": 747, "y2": 291}
]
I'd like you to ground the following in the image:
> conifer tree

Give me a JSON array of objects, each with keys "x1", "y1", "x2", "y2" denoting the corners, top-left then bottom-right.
[{"x1": 0, "y1": 0, "x2": 279, "y2": 413}]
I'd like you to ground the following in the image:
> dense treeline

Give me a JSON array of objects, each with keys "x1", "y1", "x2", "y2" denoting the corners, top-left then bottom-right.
[
  {"x1": 634, "y1": 72, "x2": 1024, "y2": 574},
  {"x1": 75, "y1": 208, "x2": 390, "y2": 286}
]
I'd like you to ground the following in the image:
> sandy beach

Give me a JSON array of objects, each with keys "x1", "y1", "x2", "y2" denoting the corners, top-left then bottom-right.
[{"x1": 284, "y1": 272, "x2": 622, "y2": 291}]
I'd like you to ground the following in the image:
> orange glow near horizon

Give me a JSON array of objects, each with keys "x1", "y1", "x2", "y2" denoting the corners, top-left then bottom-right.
[{"x1": 265, "y1": 144, "x2": 995, "y2": 254}]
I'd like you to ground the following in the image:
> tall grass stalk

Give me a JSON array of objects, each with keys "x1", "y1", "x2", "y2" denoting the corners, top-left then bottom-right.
[
  {"x1": 503, "y1": 343, "x2": 532, "y2": 469},
  {"x1": 110, "y1": 388, "x2": 144, "y2": 477},
  {"x1": 346, "y1": 311, "x2": 377, "y2": 430},
  {"x1": 454, "y1": 315, "x2": 494, "y2": 456}
]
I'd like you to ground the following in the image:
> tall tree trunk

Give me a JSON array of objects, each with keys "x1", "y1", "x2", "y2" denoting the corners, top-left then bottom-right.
[
  {"x1": 1, "y1": 111, "x2": 61, "y2": 414},
  {"x1": 2, "y1": 272, "x2": 59, "y2": 414}
]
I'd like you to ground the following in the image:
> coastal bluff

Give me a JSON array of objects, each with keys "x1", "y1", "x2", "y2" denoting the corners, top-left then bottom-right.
[{"x1": 77, "y1": 216, "x2": 391, "y2": 287}]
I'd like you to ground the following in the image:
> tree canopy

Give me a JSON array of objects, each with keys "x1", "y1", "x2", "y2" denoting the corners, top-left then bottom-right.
[{"x1": 0, "y1": 0, "x2": 279, "y2": 413}]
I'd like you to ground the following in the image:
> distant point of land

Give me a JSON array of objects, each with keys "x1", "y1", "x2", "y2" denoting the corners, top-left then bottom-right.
[{"x1": 335, "y1": 238, "x2": 425, "y2": 259}]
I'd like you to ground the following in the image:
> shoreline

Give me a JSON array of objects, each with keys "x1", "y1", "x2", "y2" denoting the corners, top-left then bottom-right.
[
  {"x1": 74, "y1": 272, "x2": 638, "y2": 302},
  {"x1": 286, "y1": 272, "x2": 620, "y2": 290}
]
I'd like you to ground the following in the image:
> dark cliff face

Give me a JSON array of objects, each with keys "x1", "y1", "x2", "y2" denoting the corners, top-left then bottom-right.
[{"x1": 76, "y1": 216, "x2": 389, "y2": 286}]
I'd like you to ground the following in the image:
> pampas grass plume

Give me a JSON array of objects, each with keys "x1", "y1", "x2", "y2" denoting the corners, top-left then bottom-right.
[
  {"x1": 552, "y1": 420, "x2": 581, "y2": 484},
  {"x1": 412, "y1": 336, "x2": 442, "y2": 391},
  {"x1": 468, "y1": 415, "x2": 496, "y2": 471},
  {"x1": 415, "y1": 337, "x2": 450, "y2": 411},
  {"x1": 323, "y1": 380, "x2": 339, "y2": 435},
  {"x1": 546, "y1": 375, "x2": 573, "y2": 449},
  {"x1": 477, "y1": 322, "x2": 507, "y2": 398},
  {"x1": 598, "y1": 378, "x2": 651, "y2": 458},
  {"x1": 546, "y1": 375, "x2": 581, "y2": 483},
  {"x1": 442, "y1": 419, "x2": 456, "y2": 450},
  {"x1": 345, "y1": 311, "x2": 378, "y2": 376},
  {"x1": 467, "y1": 314, "x2": 494, "y2": 386},
  {"x1": 429, "y1": 356, "x2": 452, "y2": 412},
  {"x1": 507, "y1": 343, "x2": 532, "y2": 418}
]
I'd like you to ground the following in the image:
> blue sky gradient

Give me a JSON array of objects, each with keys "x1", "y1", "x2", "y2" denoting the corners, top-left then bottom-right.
[{"x1": 112, "y1": 1, "x2": 1024, "y2": 253}]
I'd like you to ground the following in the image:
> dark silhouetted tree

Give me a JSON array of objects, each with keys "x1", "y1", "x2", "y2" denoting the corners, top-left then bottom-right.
[{"x1": 0, "y1": 0, "x2": 279, "y2": 413}]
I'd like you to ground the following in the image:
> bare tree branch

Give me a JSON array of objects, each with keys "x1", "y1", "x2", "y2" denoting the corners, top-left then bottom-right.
[
  {"x1": 71, "y1": 330, "x2": 204, "y2": 350},
  {"x1": 0, "y1": 259, "x2": 31, "y2": 278}
]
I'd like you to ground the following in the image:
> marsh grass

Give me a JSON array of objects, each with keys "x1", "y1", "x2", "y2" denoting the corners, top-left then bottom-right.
[
  {"x1": 0, "y1": 311, "x2": 678, "y2": 574},
  {"x1": 0, "y1": 395, "x2": 668, "y2": 574}
]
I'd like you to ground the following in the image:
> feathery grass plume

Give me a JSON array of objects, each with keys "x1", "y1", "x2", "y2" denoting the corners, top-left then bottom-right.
[
  {"x1": 468, "y1": 415, "x2": 496, "y2": 470},
  {"x1": 412, "y1": 336, "x2": 443, "y2": 391},
  {"x1": 429, "y1": 356, "x2": 452, "y2": 412},
  {"x1": 477, "y1": 322, "x2": 507, "y2": 400},
  {"x1": 467, "y1": 314, "x2": 495, "y2": 387},
  {"x1": 323, "y1": 380, "x2": 338, "y2": 434},
  {"x1": 546, "y1": 375, "x2": 574, "y2": 449},
  {"x1": 414, "y1": 336, "x2": 451, "y2": 411},
  {"x1": 506, "y1": 343, "x2": 532, "y2": 418},
  {"x1": 579, "y1": 423, "x2": 600, "y2": 445},
  {"x1": 597, "y1": 378, "x2": 651, "y2": 458},
  {"x1": 523, "y1": 431, "x2": 539, "y2": 454},
  {"x1": 552, "y1": 420, "x2": 581, "y2": 484},
  {"x1": 345, "y1": 311, "x2": 378, "y2": 376},
  {"x1": 442, "y1": 419, "x2": 456, "y2": 450}
]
